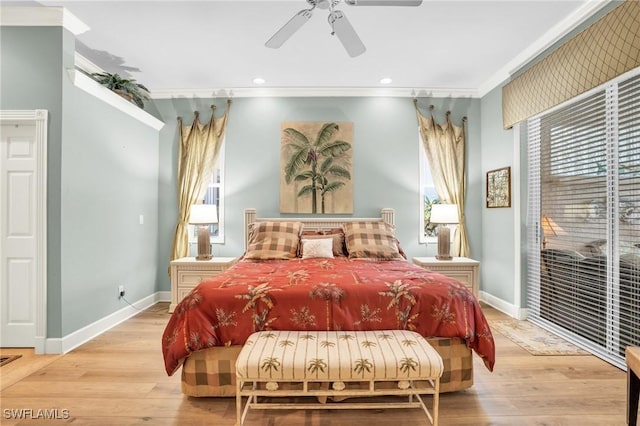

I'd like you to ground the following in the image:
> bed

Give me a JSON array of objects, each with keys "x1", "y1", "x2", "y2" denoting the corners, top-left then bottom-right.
[{"x1": 162, "y1": 208, "x2": 495, "y2": 396}]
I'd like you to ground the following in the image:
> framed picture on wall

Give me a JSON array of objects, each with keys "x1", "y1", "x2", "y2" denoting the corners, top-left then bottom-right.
[
  {"x1": 486, "y1": 166, "x2": 511, "y2": 208},
  {"x1": 279, "y1": 121, "x2": 353, "y2": 214}
]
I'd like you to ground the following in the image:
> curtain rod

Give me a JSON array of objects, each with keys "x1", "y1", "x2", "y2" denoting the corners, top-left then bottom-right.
[{"x1": 177, "y1": 99, "x2": 232, "y2": 121}]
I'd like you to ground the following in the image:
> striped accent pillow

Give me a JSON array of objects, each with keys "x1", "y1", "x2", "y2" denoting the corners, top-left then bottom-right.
[
  {"x1": 245, "y1": 221, "x2": 303, "y2": 260},
  {"x1": 342, "y1": 221, "x2": 404, "y2": 260}
]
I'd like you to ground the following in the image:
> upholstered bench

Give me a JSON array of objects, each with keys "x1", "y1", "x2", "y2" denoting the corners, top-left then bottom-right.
[{"x1": 236, "y1": 329, "x2": 444, "y2": 425}]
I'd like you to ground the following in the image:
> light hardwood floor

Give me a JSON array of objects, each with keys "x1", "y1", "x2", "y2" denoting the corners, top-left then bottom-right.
[{"x1": 0, "y1": 303, "x2": 628, "y2": 425}]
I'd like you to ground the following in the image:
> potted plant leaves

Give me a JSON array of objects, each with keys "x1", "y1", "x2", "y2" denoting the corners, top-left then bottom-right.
[{"x1": 92, "y1": 72, "x2": 150, "y2": 108}]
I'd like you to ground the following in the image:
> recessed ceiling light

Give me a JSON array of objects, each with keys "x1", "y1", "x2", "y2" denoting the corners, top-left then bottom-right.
[
  {"x1": 253, "y1": 77, "x2": 266, "y2": 85},
  {"x1": 379, "y1": 77, "x2": 393, "y2": 85}
]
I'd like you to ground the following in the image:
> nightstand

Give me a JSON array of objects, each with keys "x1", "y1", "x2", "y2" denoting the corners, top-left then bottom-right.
[
  {"x1": 169, "y1": 256, "x2": 237, "y2": 313},
  {"x1": 412, "y1": 256, "x2": 480, "y2": 298}
]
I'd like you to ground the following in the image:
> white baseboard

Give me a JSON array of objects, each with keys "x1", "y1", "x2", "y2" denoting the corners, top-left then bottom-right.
[
  {"x1": 157, "y1": 290, "x2": 171, "y2": 302},
  {"x1": 44, "y1": 291, "x2": 171, "y2": 354},
  {"x1": 479, "y1": 291, "x2": 528, "y2": 320}
]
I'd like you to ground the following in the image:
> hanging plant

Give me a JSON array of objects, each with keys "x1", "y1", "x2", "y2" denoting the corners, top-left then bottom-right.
[{"x1": 92, "y1": 72, "x2": 150, "y2": 108}]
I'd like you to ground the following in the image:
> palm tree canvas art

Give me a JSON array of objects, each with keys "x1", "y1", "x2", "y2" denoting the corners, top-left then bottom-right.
[{"x1": 280, "y1": 122, "x2": 353, "y2": 214}]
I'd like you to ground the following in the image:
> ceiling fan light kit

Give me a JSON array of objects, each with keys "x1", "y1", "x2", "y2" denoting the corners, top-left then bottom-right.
[{"x1": 266, "y1": 0, "x2": 423, "y2": 58}]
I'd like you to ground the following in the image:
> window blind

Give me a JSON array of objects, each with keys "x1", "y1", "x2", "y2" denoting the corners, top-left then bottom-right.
[
  {"x1": 527, "y1": 67, "x2": 640, "y2": 370},
  {"x1": 617, "y1": 73, "x2": 640, "y2": 358}
]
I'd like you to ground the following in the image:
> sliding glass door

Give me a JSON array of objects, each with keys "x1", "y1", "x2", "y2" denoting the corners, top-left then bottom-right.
[{"x1": 526, "y1": 68, "x2": 640, "y2": 369}]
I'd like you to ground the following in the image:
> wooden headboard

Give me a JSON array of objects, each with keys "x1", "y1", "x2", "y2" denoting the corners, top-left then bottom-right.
[{"x1": 243, "y1": 208, "x2": 395, "y2": 252}]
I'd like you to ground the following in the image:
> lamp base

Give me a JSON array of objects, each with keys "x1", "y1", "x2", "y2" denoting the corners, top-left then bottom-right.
[
  {"x1": 436, "y1": 225, "x2": 452, "y2": 261},
  {"x1": 196, "y1": 225, "x2": 212, "y2": 261}
]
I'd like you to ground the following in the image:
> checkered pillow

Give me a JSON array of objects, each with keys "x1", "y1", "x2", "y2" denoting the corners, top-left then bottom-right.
[
  {"x1": 342, "y1": 221, "x2": 404, "y2": 260},
  {"x1": 245, "y1": 221, "x2": 303, "y2": 260}
]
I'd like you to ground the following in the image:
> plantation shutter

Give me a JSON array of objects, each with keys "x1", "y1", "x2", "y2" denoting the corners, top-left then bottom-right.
[{"x1": 526, "y1": 67, "x2": 640, "y2": 370}]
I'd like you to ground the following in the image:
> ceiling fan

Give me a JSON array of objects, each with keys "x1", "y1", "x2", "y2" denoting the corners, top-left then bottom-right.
[{"x1": 265, "y1": 0, "x2": 423, "y2": 58}]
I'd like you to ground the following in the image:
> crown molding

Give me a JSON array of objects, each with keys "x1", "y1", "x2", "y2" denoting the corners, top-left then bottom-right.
[
  {"x1": 75, "y1": 52, "x2": 103, "y2": 76},
  {"x1": 0, "y1": 6, "x2": 89, "y2": 35},
  {"x1": 477, "y1": 0, "x2": 612, "y2": 97},
  {"x1": 66, "y1": 69, "x2": 164, "y2": 131},
  {"x1": 150, "y1": 86, "x2": 479, "y2": 99},
  {"x1": 72, "y1": 53, "x2": 480, "y2": 99}
]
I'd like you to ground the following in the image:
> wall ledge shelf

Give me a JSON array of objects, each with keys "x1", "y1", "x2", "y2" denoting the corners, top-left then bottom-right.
[{"x1": 66, "y1": 69, "x2": 164, "y2": 131}]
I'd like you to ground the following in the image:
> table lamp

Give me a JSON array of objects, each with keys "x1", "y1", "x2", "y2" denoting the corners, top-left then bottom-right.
[
  {"x1": 430, "y1": 204, "x2": 459, "y2": 260},
  {"x1": 189, "y1": 204, "x2": 218, "y2": 260},
  {"x1": 541, "y1": 214, "x2": 564, "y2": 249}
]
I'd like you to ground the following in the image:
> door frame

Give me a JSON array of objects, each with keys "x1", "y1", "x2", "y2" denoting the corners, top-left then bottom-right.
[{"x1": 0, "y1": 110, "x2": 47, "y2": 353}]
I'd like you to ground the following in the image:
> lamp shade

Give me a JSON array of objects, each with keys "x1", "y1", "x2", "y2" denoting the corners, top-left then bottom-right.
[
  {"x1": 430, "y1": 204, "x2": 459, "y2": 224},
  {"x1": 189, "y1": 204, "x2": 218, "y2": 225},
  {"x1": 541, "y1": 214, "x2": 564, "y2": 237}
]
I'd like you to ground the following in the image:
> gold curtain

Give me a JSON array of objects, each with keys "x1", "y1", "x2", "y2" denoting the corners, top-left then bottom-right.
[
  {"x1": 414, "y1": 100, "x2": 470, "y2": 257},
  {"x1": 170, "y1": 100, "x2": 231, "y2": 262}
]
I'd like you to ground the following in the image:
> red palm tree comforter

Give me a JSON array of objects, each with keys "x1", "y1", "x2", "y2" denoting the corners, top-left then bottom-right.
[{"x1": 162, "y1": 258, "x2": 495, "y2": 376}]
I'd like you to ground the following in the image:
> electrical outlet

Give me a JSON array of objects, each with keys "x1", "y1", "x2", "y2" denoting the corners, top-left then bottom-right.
[{"x1": 118, "y1": 285, "x2": 125, "y2": 299}]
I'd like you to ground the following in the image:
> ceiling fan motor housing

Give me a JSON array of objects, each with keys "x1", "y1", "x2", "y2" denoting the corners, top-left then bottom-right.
[
  {"x1": 267, "y1": 0, "x2": 423, "y2": 57},
  {"x1": 312, "y1": 0, "x2": 340, "y2": 9}
]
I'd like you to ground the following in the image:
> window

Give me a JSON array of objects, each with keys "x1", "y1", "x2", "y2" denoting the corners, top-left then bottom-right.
[
  {"x1": 419, "y1": 134, "x2": 438, "y2": 243},
  {"x1": 527, "y1": 68, "x2": 640, "y2": 370},
  {"x1": 188, "y1": 140, "x2": 225, "y2": 245}
]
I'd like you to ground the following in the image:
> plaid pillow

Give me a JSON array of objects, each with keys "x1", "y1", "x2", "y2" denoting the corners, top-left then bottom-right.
[
  {"x1": 342, "y1": 221, "x2": 404, "y2": 260},
  {"x1": 245, "y1": 221, "x2": 303, "y2": 260}
]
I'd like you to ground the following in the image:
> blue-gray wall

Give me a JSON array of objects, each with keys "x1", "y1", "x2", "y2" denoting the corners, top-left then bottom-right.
[
  {"x1": 154, "y1": 97, "x2": 483, "y2": 292},
  {"x1": 1, "y1": 26, "x2": 160, "y2": 338},
  {"x1": 480, "y1": 86, "x2": 515, "y2": 304},
  {"x1": 60, "y1": 69, "x2": 159, "y2": 336}
]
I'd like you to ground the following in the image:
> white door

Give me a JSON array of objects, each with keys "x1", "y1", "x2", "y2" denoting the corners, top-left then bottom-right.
[{"x1": 0, "y1": 122, "x2": 39, "y2": 347}]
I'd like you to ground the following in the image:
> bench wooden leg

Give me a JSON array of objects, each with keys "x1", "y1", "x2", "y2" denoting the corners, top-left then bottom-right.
[{"x1": 630, "y1": 367, "x2": 639, "y2": 426}]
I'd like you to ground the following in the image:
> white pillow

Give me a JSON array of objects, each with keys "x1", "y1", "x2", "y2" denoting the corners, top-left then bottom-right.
[{"x1": 301, "y1": 238, "x2": 334, "y2": 259}]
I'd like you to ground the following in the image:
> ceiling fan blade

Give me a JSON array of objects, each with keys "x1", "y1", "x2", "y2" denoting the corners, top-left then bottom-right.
[
  {"x1": 329, "y1": 10, "x2": 366, "y2": 57},
  {"x1": 344, "y1": 0, "x2": 423, "y2": 6},
  {"x1": 265, "y1": 9, "x2": 313, "y2": 49}
]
